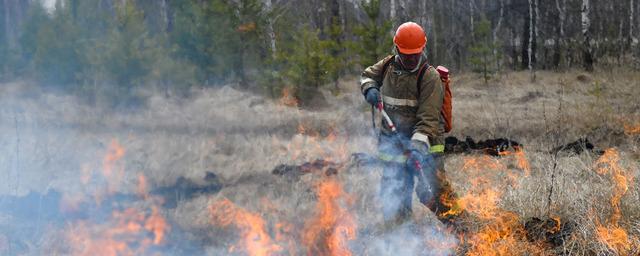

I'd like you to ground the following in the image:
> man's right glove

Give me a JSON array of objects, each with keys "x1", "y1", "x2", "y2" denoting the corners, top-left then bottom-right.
[
  {"x1": 407, "y1": 149, "x2": 425, "y2": 173},
  {"x1": 406, "y1": 140, "x2": 435, "y2": 174},
  {"x1": 364, "y1": 87, "x2": 381, "y2": 106}
]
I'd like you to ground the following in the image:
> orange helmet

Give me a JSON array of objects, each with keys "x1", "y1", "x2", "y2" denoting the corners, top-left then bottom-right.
[{"x1": 393, "y1": 22, "x2": 427, "y2": 54}]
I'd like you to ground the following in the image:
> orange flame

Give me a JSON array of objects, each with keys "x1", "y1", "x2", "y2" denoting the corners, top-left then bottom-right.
[
  {"x1": 496, "y1": 146, "x2": 531, "y2": 175},
  {"x1": 237, "y1": 22, "x2": 257, "y2": 32},
  {"x1": 303, "y1": 178, "x2": 356, "y2": 256},
  {"x1": 137, "y1": 174, "x2": 149, "y2": 199},
  {"x1": 67, "y1": 207, "x2": 169, "y2": 256},
  {"x1": 285, "y1": 124, "x2": 350, "y2": 163},
  {"x1": 209, "y1": 198, "x2": 283, "y2": 256},
  {"x1": 442, "y1": 154, "x2": 546, "y2": 255},
  {"x1": 65, "y1": 141, "x2": 168, "y2": 256},
  {"x1": 623, "y1": 123, "x2": 640, "y2": 135},
  {"x1": 279, "y1": 88, "x2": 299, "y2": 107},
  {"x1": 103, "y1": 140, "x2": 126, "y2": 194},
  {"x1": 593, "y1": 148, "x2": 636, "y2": 253}
]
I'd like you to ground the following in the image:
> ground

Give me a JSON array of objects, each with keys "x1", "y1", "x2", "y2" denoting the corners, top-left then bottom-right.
[{"x1": 0, "y1": 68, "x2": 639, "y2": 255}]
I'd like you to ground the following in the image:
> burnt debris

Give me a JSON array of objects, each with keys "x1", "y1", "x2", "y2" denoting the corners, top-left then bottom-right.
[
  {"x1": 272, "y1": 159, "x2": 341, "y2": 179},
  {"x1": 550, "y1": 138, "x2": 600, "y2": 155},
  {"x1": 524, "y1": 217, "x2": 575, "y2": 248},
  {"x1": 444, "y1": 136, "x2": 521, "y2": 156},
  {"x1": 152, "y1": 171, "x2": 222, "y2": 208}
]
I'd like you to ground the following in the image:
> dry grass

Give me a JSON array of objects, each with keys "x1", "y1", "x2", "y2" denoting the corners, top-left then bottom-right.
[{"x1": 0, "y1": 68, "x2": 638, "y2": 255}]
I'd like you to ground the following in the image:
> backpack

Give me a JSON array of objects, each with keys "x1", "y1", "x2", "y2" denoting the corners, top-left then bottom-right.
[{"x1": 379, "y1": 56, "x2": 453, "y2": 133}]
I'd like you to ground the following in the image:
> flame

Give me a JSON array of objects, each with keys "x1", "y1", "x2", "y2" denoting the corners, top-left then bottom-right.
[
  {"x1": 441, "y1": 154, "x2": 546, "y2": 255},
  {"x1": 64, "y1": 141, "x2": 168, "y2": 256},
  {"x1": 103, "y1": 140, "x2": 126, "y2": 194},
  {"x1": 285, "y1": 124, "x2": 350, "y2": 163},
  {"x1": 513, "y1": 147, "x2": 531, "y2": 175},
  {"x1": 237, "y1": 22, "x2": 257, "y2": 32},
  {"x1": 623, "y1": 123, "x2": 640, "y2": 135},
  {"x1": 279, "y1": 87, "x2": 299, "y2": 107},
  {"x1": 209, "y1": 198, "x2": 283, "y2": 256},
  {"x1": 145, "y1": 206, "x2": 168, "y2": 245},
  {"x1": 496, "y1": 146, "x2": 531, "y2": 175},
  {"x1": 275, "y1": 222, "x2": 297, "y2": 256},
  {"x1": 596, "y1": 225, "x2": 631, "y2": 253},
  {"x1": 303, "y1": 178, "x2": 356, "y2": 256},
  {"x1": 593, "y1": 148, "x2": 636, "y2": 253},
  {"x1": 67, "y1": 207, "x2": 168, "y2": 256},
  {"x1": 551, "y1": 216, "x2": 562, "y2": 234},
  {"x1": 137, "y1": 173, "x2": 149, "y2": 199}
]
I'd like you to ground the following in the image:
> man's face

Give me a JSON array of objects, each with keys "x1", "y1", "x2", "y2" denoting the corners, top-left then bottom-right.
[{"x1": 398, "y1": 52, "x2": 422, "y2": 70}]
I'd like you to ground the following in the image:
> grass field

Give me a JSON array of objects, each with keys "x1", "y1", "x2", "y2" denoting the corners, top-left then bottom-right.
[{"x1": 0, "y1": 68, "x2": 639, "y2": 255}]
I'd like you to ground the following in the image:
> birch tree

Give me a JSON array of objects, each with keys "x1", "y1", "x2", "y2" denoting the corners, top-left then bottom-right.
[
  {"x1": 264, "y1": 0, "x2": 277, "y2": 58},
  {"x1": 582, "y1": 0, "x2": 593, "y2": 71},
  {"x1": 389, "y1": 0, "x2": 396, "y2": 27}
]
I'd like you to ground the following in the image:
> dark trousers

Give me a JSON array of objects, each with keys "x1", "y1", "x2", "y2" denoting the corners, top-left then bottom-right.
[{"x1": 378, "y1": 134, "x2": 453, "y2": 225}]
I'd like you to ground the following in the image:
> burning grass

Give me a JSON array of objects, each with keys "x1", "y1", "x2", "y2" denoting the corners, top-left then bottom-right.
[{"x1": 0, "y1": 69, "x2": 639, "y2": 255}]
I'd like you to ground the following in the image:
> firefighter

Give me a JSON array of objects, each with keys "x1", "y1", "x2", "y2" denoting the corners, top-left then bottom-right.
[{"x1": 360, "y1": 22, "x2": 455, "y2": 226}]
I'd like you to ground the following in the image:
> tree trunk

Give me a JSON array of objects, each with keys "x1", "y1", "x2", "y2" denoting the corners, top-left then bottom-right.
[
  {"x1": 582, "y1": 0, "x2": 594, "y2": 71},
  {"x1": 619, "y1": 8, "x2": 625, "y2": 64},
  {"x1": 160, "y1": 0, "x2": 169, "y2": 32},
  {"x1": 264, "y1": 0, "x2": 277, "y2": 59},
  {"x1": 70, "y1": 0, "x2": 78, "y2": 20},
  {"x1": 469, "y1": 0, "x2": 474, "y2": 38},
  {"x1": 534, "y1": 0, "x2": 539, "y2": 68},
  {"x1": 390, "y1": 0, "x2": 396, "y2": 27},
  {"x1": 528, "y1": 0, "x2": 535, "y2": 81},
  {"x1": 493, "y1": 0, "x2": 504, "y2": 70},
  {"x1": 330, "y1": 0, "x2": 342, "y2": 89},
  {"x1": 631, "y1": 0, "x2": 635, "y2": 44},
  {"x1": 555, "y1": 0, "x2": 566, "y2": 68}
]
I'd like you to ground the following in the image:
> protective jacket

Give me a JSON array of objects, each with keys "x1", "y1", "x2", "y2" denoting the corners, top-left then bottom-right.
[{"x1": 360, "y1": 55, "x2": 445, "y2": 153}]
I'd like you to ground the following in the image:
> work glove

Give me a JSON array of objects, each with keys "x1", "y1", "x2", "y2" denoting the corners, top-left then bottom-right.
[
  {"x1": 407, "y1": 150, "x2": 426, "y2": 174},
  {"x1": 406, "y1": 140, "x2": 435, "y2": 174},
  {"x1": 364, "y1": 87, "x2": 381, "y2": 106}
]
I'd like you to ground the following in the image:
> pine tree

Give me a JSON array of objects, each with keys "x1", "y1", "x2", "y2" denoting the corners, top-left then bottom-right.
[
  {"x1": 283, "y1": 26, "x2": 335, "y2": 105},
  {"x1": 352, "y1": 0, "x2": 393, "y2": 67},
  {"x1": 27, "y1": 2, "x2": 85, "y2": 87},
  {"x1": 468, "y1": 17, "x2": 498, "y2": 84},
  {"x1": 171, "y1": 0, "x2": 267, "y2": 86}
]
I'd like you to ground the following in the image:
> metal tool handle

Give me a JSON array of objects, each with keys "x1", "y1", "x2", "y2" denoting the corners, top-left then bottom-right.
[{"x1": 376, "y1": 102, "x2": 396, "y2": 133}]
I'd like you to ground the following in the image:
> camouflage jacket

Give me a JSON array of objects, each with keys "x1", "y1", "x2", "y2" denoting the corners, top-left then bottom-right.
[{"x1": 360, "y1": 55, "x2": 445, "y2": 152}]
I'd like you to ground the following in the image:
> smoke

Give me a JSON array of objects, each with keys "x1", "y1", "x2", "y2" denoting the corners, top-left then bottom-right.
[{"x1": 0, "y1": 83, "x2": 459, "y2": 255}]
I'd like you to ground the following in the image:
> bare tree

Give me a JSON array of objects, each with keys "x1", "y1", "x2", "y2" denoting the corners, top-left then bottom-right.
[
  {"x1": 582, "y1": 0, "x2": 593, "y2": 71},
  {"x1": 264, "y1": 0, "x2": 277, "y2": 59},
  {"x1": 534, "y1": 0, "x2": 539, "y2": 66},
  {"x1": 528, "y1": 0, "x2": 535, "y2": 80},
  {"x1": 390, "y1": 0, "x2": 396, "y2": 26},
  {"x1": 469, "y1": 0, "x2": 475, "y2": 36},
  {"x1": 631, "y1": 0, "x2": 635, "y2": 43},
  {"x1": 493, "y1": 0, "x2": 504, "y2": 70}
]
